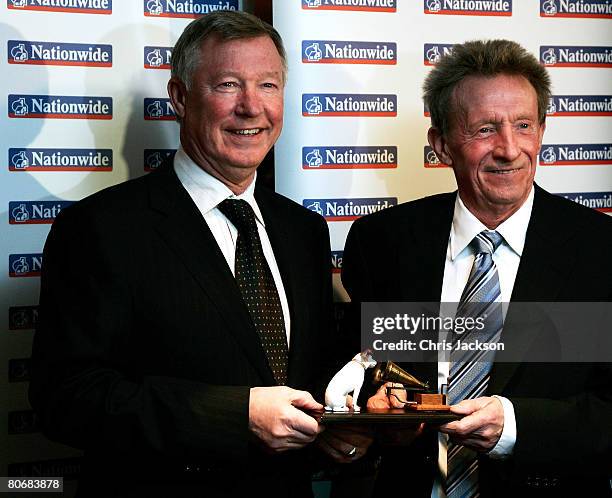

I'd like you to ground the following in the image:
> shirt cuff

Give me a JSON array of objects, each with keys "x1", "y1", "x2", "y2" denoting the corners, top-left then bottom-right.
[{"x1": 487, "y1": 395, "x2": 516, "y2": 459}]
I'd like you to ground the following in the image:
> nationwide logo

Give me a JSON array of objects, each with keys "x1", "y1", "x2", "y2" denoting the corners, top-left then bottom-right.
[
  {"x1": 539, "y1": 143, "x2": 612, "y2": 166},
  {"x1": 9, "y1": 410, "x2": 40, "y2": 434},
  {"x1": 9, "y1": 148, "x2": 112, "y2": 172},
  {"x1": 301, "y1": 0, "x2": 397, "y2": 12},
  {"x1": 424, "y1": 0, "x2": 512, "y2": 16},
  {"x1": 302, "y1": 94, "x2": 397, "y2": 117},
  {"x1": 302, "y1": 40, "x2": 396, "y2": 65},
  {"x1": 424, "y1": 146, "x2": 449, "y2": 168},
  {"x1": 144, "y1": 98, "x2": 176, "y2": 120},
  {"x1": 8, "y1": 358, "x2": 31, "y2": 382},
  {"x1": 8, "y1": 305, "x2": 39, "y2": 330},
  {"x1": 540, "y1": 0, "x2": 612, "y2": 19},
  {"x1": 547, "y1": 95, "x2": 612, "y2": 116},
  {"x1": 540, "y1": 45, "x2": 612, "y2": 68},
  {"x1": 7, "y1": 0, "x2": 112, "y2": 14},
  {"x1": 8, "y1": 457, "x2": 82, "y2": 479},
  {"x1": 9, "y1": 201, "x2": 72, "y2": 224},
  {"x1": 144, "y1": 46, "x2": 172, "y2": 69},
  {"x1": 8, "y1": 40, "x2": 112, "y2": 67},
  {"x1": 303, "y1": 146, "x2": 397, "y2": 169},
  {"x1": 9, "y1": 253, "x2": 42, "y2": 277},
  {"x1": 331, "y1": 250, "x2": 343, "y2": 273},
  {"x1": 144, "y1": 149, "x2": 176, "y2": 171},
  {"x1": 557, "y1": 191, "x2": 612, "y2": 212},
  {"x1": 144, "y1": 0, "x2": 238, "y2": 18},
  {"x1": 303, "y1": 197, "x2": 397, "y2": 221},
  {"x1": 424, "y1": 43, "x2": 454, "y2": 65},
  {"x1": 8, "y1": 94, "x2": 112, "y2": 119}
]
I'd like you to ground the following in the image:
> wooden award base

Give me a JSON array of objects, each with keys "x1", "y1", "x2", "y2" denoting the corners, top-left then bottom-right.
[
  {"x1": 407, "y1": 393, "x2": 451, "y2": 411},
  {"x1": 314, "y1": 407, "x2": 459, "y2": 425}
]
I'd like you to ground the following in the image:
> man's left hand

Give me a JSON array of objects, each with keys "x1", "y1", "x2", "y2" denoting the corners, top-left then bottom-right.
[
  {"x1": 316, "y1": 425, "x2": 374, "y2": 463},
  {"x1": 439, "y1": 396, "x2": 504, "y2": 452}
]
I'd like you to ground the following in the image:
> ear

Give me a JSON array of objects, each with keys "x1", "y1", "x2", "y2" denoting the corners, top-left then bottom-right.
[
  {"x1": 167, "y1": 77, "x2": 187, "y2": 121},
  {"x1": 538, "y1": 120, "x2": 546, "y2": 149},
  {"x1": 427, "y1": 126, "x2": 453, "y2": 166}
]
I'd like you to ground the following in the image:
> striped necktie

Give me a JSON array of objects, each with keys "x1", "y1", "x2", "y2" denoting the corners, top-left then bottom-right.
[
  {"x1": 218, "y1": 199, "x2": 288, "y2": 385},
  {"x1": 446, "y1": 230, "x2": 503, "y2": 498}
]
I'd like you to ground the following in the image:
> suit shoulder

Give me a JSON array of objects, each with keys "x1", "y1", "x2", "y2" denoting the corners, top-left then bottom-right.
[
  {"x1": 54, "y1": 172, "x2": 154, "y2": 228},
  {"x1": 73, "y1": 173, "x2": 149, "y2": 207},
  {"x1": 350, "y1": 192, "x2": 455, "y2": 234},
  {"x1": 257, "y1": 186, "x2": 328, "y2": 229},
  {"x1": 538, "y1": 187, "x2": 612, "y2": 235}
]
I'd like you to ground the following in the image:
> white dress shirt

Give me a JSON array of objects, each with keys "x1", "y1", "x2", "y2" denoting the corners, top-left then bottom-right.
[
  {"x1": 432, "y1": 188, "x2": 534, "y2": 497},
  {"x1": 173, "y1": 146, "x2": 291, "y2": 346}
]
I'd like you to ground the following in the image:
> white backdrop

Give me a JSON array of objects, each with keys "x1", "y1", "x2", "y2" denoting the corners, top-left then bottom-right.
[
  {"x1": 1, "y1": 0, "x2": 611, "y2": 487},
  {"x1": 274, "y1": 0, "x2": 612, "y2": 301},
  {"x1": 1, "y1": 0, "x2": 242, "y2": 483}
]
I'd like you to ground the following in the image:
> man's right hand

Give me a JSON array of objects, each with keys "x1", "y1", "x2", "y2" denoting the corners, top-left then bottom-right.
[
  {"x1": 367, "y1": 382, "x2": 424, "y2": 446},
  {"x1": 249, "y1": 386, "x2": 324, "y2": 453}
]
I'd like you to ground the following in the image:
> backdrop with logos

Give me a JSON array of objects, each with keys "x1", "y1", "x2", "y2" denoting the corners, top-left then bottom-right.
[
  {"x1": 1, "y1": 0, "x2": 611, "y2": 489},
  {"x1": 273, "y1": 0, "x2": 612, "y2": 301},
  {"x1": 0, "y1": 0, "x2": 244, "y2": 485}
]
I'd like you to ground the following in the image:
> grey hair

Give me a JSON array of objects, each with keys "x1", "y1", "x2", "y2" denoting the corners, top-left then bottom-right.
[
  {"x1": 423, "y1": 39, "x2": 551, "y2": 136},
  {"x1": 171, "y1": 10, "x2": 287, "y2": 90}
]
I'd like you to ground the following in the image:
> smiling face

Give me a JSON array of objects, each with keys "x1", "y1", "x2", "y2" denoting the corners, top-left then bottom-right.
[
  {"x1": 168, "y1": 35, "x2": 284, "y2": 194},
  {"x1": 428, "y1": 74, "x2": 545, "y2": 228}
]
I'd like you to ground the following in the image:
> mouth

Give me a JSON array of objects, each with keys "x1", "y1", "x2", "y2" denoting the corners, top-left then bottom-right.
[
  {"x1": 485, "y1": 167, "x2": 522, "y2": 175},
  {"x1": 229, "y1": 128, "x2": 262, "y2": 136}
]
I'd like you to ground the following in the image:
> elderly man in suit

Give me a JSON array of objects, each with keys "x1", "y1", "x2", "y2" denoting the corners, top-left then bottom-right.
[
  {"x1": 29, "y1": 11, "x2": 370, "y2": 498},
  {"x1": 343, "y1": 40, "x2": 612, "y2": 496}
]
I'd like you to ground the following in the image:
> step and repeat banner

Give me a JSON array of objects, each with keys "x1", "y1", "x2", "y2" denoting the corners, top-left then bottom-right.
[
  {"x1": 273, "y1": 0, "x2": 612, "y2": 301},
  {"x1": 1, "y1": 0, "x2": 242, "y2": 485},
  {"x1": 1, "y1": 0, "x2": 611, "y2": 489}
]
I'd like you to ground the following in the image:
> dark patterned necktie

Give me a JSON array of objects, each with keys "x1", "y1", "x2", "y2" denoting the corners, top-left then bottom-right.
[
  {"x1": 217, "y1": 199, "x2": 288, "y2": 385},
  {"x1": 446, "y1": 230, "x2": 504, "y2": 498}
]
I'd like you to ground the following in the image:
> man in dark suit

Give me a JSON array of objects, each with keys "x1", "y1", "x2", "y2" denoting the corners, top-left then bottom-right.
[
  {"x1": 29, "y1": 11, "x2": 369, "y2": 498},
  {"x1": 343, "y1": 40, "x2": 612, "y2": 496}
]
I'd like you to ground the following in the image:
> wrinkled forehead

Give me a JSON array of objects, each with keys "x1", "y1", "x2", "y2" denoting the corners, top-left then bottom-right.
[
  {"x1": 449, "y1": 74, "x2": 538, "y2": 127},
  {"x1": 196, "y1": 34, "x2": 286, "y2": 80}
]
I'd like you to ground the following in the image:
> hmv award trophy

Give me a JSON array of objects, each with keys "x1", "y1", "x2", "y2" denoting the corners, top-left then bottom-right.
[{"x1": 318, "y1": 352, "x2": 459, "y2": 424}]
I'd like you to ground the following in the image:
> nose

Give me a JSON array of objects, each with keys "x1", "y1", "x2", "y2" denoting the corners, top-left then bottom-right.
[
  {"x1": 235, "y1": 85, "x2": 263, "y2": 117},
  {"x1": 492, "y1": 125, "x2": 520, "y2": 162}
]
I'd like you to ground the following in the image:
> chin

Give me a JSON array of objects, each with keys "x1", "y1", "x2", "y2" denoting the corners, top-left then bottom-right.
[{"x1": 485, "y1": 191, "x2": 528, "y2": 207}]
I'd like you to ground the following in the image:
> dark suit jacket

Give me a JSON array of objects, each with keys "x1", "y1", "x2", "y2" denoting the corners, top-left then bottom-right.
[
  {"x1": 29, "y1": 162, "x2": 334, "y2": 498},
  {"x1": 342, "y1": 185, "x2": 612, "y2": 496}
]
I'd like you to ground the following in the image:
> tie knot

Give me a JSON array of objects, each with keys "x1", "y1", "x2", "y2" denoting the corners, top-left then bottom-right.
[
  {"x1": 218, "y1": 198, "x2": 257, "y2": 235},
  {"x1": 470, "y1": 230, "x2": 503, "y2": 255}
]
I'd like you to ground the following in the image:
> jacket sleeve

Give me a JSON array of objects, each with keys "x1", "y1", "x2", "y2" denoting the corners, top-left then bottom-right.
[{"x1": 29, "y1": 206, "x2": 250, "y2": 462}]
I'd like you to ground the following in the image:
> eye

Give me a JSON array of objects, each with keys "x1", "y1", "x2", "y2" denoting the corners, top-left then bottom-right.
[
  {"x1": 262, "y1": 82, "x2": 279, "y2": 89},
  {"x1": 478, "y1": 127, "x2": 493, "y2": 134},
  {"x1": 218, "y1": 81, "x2": 238, "y2": 90}
]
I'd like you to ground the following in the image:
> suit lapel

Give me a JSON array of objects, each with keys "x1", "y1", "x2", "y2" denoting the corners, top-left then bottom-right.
[
  {"x1": 511, "y1": 185, "x2": 578, "y2": 302},
  {"x1": 400, "y1": 194, "x2": 455, "y2": 384},
  {"x1": 147, "y1": 164, "x2": 275, "y2": 385},
  {"x1": 489, "y1": 185, "x2": 579, "y2": 393},
  {"x1": 399, "y1": 193, "x2": 454, "y2": 302}
]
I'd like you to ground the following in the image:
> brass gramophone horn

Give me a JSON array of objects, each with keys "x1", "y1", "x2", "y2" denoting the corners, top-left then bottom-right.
[{"x1": 372, "y1": 361, "x2": 429, "y2": 390}]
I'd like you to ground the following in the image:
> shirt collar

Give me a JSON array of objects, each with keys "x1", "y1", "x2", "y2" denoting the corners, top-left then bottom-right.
[
  {"x1": 173, "y1": 146, "x2": 265, "y2": 226},
  {"x1": 449, "y1": 186, "x2": 534, "y2": 260}
]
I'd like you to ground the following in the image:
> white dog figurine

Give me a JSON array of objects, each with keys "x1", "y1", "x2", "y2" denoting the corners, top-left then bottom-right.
[{"x1": 325, "y1": 351, "x2": 377, "y2": 412}]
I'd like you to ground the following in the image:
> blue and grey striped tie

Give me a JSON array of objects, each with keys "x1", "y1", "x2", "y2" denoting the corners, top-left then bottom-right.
[{"x1": 446, "y1": 230, "x2": 503, "y2": 498}]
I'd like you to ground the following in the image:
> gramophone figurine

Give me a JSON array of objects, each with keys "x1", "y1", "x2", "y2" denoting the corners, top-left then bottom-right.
[{"x1": 372, "y1": 361, "x2": 451, "y2": 411}]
